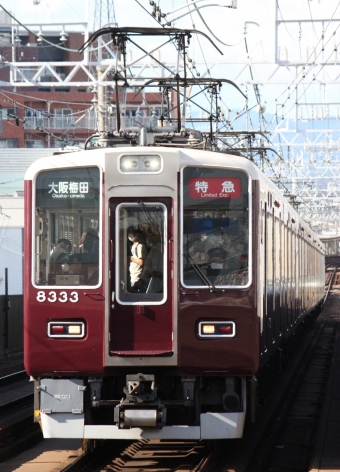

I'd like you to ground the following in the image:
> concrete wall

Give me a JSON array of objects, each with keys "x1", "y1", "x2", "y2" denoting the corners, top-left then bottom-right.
[{"x1": 0, "y1": 294, "x2": 23, "y2": 359}]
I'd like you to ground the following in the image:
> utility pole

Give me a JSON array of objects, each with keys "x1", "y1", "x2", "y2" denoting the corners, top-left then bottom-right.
[
  {"x1": 97, "y1": 65, "x2": 108, "y2": 133},
  {"x1": 91, "y1": 1, "x2": 117, "y2": 133},
  {"x1": 3, "y1": 268, "x2": 9, "y2": 360}
]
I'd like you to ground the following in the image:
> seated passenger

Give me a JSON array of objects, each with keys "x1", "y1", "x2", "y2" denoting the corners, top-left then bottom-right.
[{"x1": 50, "y1": 238, "x2": 72, "y2": 263}]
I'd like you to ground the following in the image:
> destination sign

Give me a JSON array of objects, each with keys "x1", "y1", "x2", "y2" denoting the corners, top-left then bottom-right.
[{"x1": 188, "y1": 177, "x2": 242, "y2": 199}]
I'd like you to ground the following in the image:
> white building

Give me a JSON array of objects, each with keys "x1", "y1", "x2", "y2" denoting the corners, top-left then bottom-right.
[{"x1": 0, "y1": 149, "x2": 72, "y2": 294}]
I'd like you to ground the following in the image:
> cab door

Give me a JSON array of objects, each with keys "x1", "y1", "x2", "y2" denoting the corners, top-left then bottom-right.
[{"x1": 109, "y1": 197, "x2": 174, "y2": 355}]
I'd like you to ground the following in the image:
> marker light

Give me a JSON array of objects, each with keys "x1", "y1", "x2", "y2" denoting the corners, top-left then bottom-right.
[
  {"x1": 48, "y1": 321, "x2": 85, "y2": 338},
  {"x1": 51, "y1": 326, "x2": 64, "y2": 334},
  {"x1": 68, "y1": 325, "x2": 82, "y2": 335},
  {"x1": 198, "y1": 321, "x2": 235, "y2": 338},
  {"x1": 119, "y1": 154, "x2": 163, "y2": 173},
  {"x1": 202, "y1": 325, "x2": 215, "y2": 334},
  {"x1": 219, "y1": 325, "x2": 232, "y2": 334}
]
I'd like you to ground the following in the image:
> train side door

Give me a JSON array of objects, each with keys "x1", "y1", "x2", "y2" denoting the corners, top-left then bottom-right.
[{"x1": 109, "y1": 197, "x2": 174, "y2": 355}]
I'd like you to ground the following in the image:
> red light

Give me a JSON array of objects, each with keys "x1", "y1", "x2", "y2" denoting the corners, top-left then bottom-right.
[
  {"x1": 51, "y1": 325, "x2": 65, "y2": 334},
  {"x1": 219, "y1": 325, "x2": 232, "y2": 334}
]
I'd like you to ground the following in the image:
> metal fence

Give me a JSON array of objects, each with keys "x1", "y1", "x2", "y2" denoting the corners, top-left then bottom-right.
[
  {"x1": 0, "y1": 295, "x2": 23, "y2": 360},
  {"x1": 23, "y1": 115, "x2": 156, "y2": 130}
]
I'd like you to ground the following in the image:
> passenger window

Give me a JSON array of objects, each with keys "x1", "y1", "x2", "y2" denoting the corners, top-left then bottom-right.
[
  {"x1": 182, "y1": 167, "x2": 249, "y2": 287},
  {"x1": 116, "y1": 202, "x2": 167, "y2": 304},
  {"x1": 34, "y1": 167, "x2": 100, "y2": 287}
]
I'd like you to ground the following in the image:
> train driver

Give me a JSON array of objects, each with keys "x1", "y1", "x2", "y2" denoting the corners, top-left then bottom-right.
[
  {"x1": 50, "y1": 238, "x2": 72, "y2": 264},
  {"x1": 188, "y1": 232, "x2": 215, "y2": 265}
]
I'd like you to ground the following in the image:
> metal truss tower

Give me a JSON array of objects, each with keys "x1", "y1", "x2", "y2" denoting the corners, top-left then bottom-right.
[
  {"x1": 91, "y1": 0, "x2": 117, "y2": 63},
  {"x1": 93, "y1": 0, "x2": 117, "y2": 31}
]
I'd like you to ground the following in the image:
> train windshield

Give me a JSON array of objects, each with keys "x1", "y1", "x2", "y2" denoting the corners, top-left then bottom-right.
[
  {"x1": 34, "y1": 167, "x2": 101, "y2": 287},
  {"x1": 116, "y1": 202, "x2": 167, "y2": 304},
  {"x1": 182, "y1": 166, "x2": 250, "y2": 288}
]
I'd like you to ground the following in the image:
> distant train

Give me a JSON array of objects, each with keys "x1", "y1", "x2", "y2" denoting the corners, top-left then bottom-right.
[{"x1": 24, "y1": 144, "x2": 325, "y2": 440}]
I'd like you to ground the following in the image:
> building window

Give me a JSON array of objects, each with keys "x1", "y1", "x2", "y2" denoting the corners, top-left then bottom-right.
[
  {"x1": 24, "y1": 109, "x2": 45, "y2": 129},
  {"x1": 0, "y1": 139, "x2": 17, "y2": 148},
  {"x1": 25, "y1": 140, "x2": 44, "y2": 148},
  {"x1": 127, "y1": 109, "x2": 145, "y2": 117},
  {"x1": 54, "y1": 109, "x2": 72, "y2": 129},
  {"x1": 1, "y1": 107, "x2": 17, "y2": 120}
]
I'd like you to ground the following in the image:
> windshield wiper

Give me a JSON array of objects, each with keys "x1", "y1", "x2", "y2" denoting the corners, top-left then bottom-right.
[{"x1": 187, "y1": 254, "x2": 216, "y2": 292}]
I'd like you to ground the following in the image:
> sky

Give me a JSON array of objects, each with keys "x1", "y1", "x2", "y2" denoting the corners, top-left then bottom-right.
[
  {"x1": 1, "y1": 1, "x2": 340, "y2": 116},
  {"x1": 1, "y1": 0, "x2": 339, "y2": 63},
  {"x1": 1, "y1": 0, "x2": 340, "y2": 230},
  {"x1": 0, "y1": 0, "x2": 340, "y2": 107}
]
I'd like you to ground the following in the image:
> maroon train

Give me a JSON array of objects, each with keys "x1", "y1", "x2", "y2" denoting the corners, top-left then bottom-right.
[{"x1": 24, "y1": 144, "x2": 325, "y2": 440}]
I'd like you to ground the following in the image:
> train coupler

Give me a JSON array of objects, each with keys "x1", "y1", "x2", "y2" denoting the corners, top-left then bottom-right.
[
  {"x1": 114, "y1": 403, "x2": 166, "y2": 429},
  {"x1": 114, "y1": 373, "x2": 166, "y2": 429}
]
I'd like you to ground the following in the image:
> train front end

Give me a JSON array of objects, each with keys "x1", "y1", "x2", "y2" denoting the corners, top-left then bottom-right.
[{"x1": 24, "y1": 147, "x2": 258, "y2": 441}]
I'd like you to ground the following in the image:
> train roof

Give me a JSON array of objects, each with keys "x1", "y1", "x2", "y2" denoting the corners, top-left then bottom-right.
[
  {"x1": 24, "y1": 146, "x2": 270, "y2": 182},
  {"x1": 24, "y1": 146, "x2": 323, "y2": 249}
]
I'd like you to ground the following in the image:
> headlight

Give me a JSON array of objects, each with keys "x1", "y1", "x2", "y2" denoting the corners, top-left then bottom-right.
[{"x1": 119, "y1": 154, "x2": 163, "y2": 173}]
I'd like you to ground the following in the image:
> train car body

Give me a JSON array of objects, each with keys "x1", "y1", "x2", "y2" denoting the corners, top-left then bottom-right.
[{"x1": 24, "y1": 146, "x2": 325, "y2": 440}]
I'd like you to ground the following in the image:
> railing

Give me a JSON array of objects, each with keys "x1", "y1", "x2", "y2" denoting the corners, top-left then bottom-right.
[
  {"x1": 24, "y1": 116, "x2": 98, "y2": 130},
  {"x1": 24, "y1": 115, "x2": 157, "y2": 130}
]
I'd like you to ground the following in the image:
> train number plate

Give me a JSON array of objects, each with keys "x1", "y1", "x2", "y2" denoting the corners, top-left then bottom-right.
[{"x1": 36, "y1": 291, "x2": 79, "y2": 303}]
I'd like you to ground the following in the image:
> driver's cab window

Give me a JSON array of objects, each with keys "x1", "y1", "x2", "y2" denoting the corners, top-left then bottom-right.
[
  {"x1": 182, "y1": 167, "x2": 250, "y2": 288},
  {"x1": 116, "y1": 203, "x2": 167, "y2": 304},
  {"x1": 34, "y1": 167, "x2": 100, "y2": 287}
]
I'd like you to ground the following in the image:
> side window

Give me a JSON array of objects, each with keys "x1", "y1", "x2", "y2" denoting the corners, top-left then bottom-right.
[
  {"x1": 116, "y1": 203, "x2": 167, "y2": 304},
  {"x1": 34, "y1": 167, "x2": 100, "y2": 287},
  {"x1": 182, "y1": 167, "x2": 250, "y2": 288}
]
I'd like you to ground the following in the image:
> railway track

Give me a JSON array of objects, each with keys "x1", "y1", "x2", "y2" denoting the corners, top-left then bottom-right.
[
  {"x1": 4, "y1": 272, "x2": 339, "y2": 471},
  {"x1": 243, "y1": 269, "x2": 340, "y2": 472},
  {"x1": 58, "y1": 439, "x2": 209, "y2": 471},
  {"x1": 57, "y1": 293, "x2": 339, "y2": 471},
  {"x1": 250, "y1": 313, "x2": 338, "y2": 471},
  {"x1": 59, "y1": 308, "x2": 329, "y2": 471}
]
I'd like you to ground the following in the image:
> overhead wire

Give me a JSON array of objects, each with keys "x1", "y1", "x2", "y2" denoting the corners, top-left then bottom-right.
[
  {"x1": 189, "y1": 0, "x2": 244, "y2": 47},
  {"x1": 1, "y1": 115, "x2": 84, "y2": 148},
  {"x1": 0, "y1": 88, "x2": 94, "y2": 107},
  {"x1": 267, "y1": 0, "x2": 340, "y2": 125},
  {"x1": 276, "y1": 0, "x2": 300, "y2": 42},
  {"x1": 0, "y1": 96, "x2": 92, "y2": 147},
  {"x1": 307, "y1": 0, "x2": 319, "y2": 38},
  {"x1": 269, "y1": 27, "x2": 340, "y2": 135},
  {"x1": 0, "y1": 89, "x2": 95, "y2": 135},
  {"x1": 0, "y1": 91, "x2": 93, "y2": 116},
  {"x1": 183, "y1": 0, "x2": 242, "y2": 132}
]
